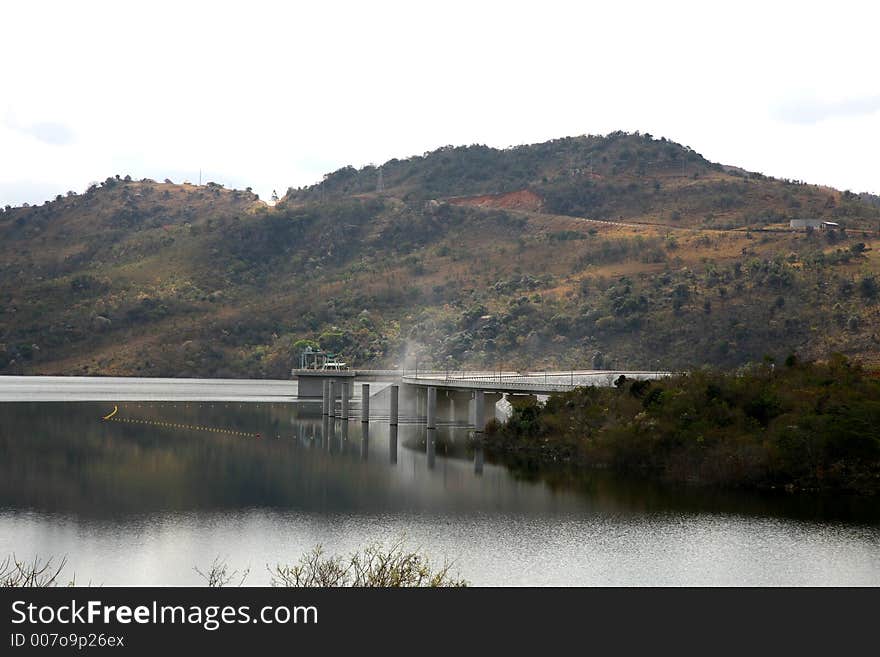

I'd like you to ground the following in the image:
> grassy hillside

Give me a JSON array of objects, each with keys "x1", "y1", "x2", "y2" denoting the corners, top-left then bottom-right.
[{"x1": 2, "y1": 133, "x2": 880, "y2": 378}]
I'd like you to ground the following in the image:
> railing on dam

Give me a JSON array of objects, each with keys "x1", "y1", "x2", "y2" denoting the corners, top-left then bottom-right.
[
  {"x1": 400, "y1": 370, "x2": 672, "y2": 394},
  {"x1": 297, "y1": 368, "x2": 672, "y2": 394}
]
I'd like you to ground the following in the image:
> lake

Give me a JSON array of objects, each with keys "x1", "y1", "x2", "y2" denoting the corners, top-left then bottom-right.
[{"x1": 1, "y1": 401, "x2": 878, "y2": 585}]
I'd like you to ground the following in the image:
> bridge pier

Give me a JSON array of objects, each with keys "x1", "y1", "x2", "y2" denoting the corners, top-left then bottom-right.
[
  {"x1": 295, "y1": 370, "x2": 355, "y2": 399},
  {"x1": 341, "y1": 382, "x2": 350, "y2": 420},
  {"x1": 472, "y1": 391, "x2": 502, "y2": 431},
  {"x1": 451, "y1": 391, "x2": 471, "y2": 424},
  {"x1": 389, "y1": 384, "x2": 399, "y2": 426},
  {"x1": 361, "y1": 384, "x2": 370, "y2": 422},
  {"x1": 426, "y1": 387, "x2": 437, "y2": 429},
  {"x1": 473, "y1": 391, "x2": 484, "y2": 433},
  {"x1": 328, "y1": 380, "x2": 336, "y2": 418},
  {"x1": 435, "y1": 389, "x2": 470, "y2": 424}
]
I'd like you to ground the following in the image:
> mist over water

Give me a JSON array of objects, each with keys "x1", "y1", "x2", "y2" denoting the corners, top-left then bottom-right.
[{"x1": 1, "y1": 402, "x2": 878, "y2": 585}]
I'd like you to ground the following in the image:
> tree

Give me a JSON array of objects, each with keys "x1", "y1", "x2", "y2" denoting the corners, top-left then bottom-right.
[
  {"x1": 292, "y1": 339, "x2": 319, "y2": 353},
  {"x1": 859, "y1": 275, "x2": 878, "y2": 301}
]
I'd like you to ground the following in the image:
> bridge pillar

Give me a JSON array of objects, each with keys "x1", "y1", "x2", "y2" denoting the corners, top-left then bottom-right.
[
  {"x1": 473, "y1": 391, "x2": 502, "y2": 431},
  {"x1": 426, "y1": 387, "x2": 437, "y2": 429},
  {"x1": 484, "y1": 392, "x2": 503, "y2": 426},
  {"x1": 341, "y1": 382, "x2": 350, "y2": 420},
  {"x1": 389, "y1": 384, "x2": 399, "y2": 426},
  {"x1": 435, "y1": 389, "x2": 470, "y2": 424},
  {"x1": 327, "y1": 379, "x2": 336, "y2": 418},
  {"x1": 450, "y1": 390, "x2": 471, "y2": 424},
  {"x1": 361, "y1": 384, "x2": 370, "y2": 422},
  {"x1": 399, "y1": 384, "x2": 421, "y2": 421},
  {"x1": 473, "y1": 391, "x2": 484, "y2": 433},
  {"x1": 435, "y1": 390, "x2": 452, "y2": 424},
  {"x1": 322, "y1": 380, "x2": 330, "y2": 416}
]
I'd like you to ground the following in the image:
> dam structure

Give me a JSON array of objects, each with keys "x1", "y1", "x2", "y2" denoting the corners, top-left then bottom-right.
[
  {"x1": 0, "y1": 366, "x2": 669, "y2": 434},
  {"x1": 295, "y1": 368, "x2": 669, "y2": 433}
]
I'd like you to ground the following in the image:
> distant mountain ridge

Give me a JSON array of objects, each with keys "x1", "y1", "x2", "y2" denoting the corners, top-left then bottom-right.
[{"x1": 1, "y1": 132, "x2": 879, "y2": 377}]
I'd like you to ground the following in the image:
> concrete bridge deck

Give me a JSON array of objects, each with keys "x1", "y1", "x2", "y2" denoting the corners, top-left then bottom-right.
[
  {"x1": 401, "y1": 370, "x2": 669, "y2": 394},
  {"x1": 0, "y1": 376, "x2": 298, "y2": 402},
  {"x1": 302, "y1": 369, "x2": 672, "y2": 431}
]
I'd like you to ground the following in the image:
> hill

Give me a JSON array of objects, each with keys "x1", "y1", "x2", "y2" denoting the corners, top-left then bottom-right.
[{"x1": 2, "y1": 133, "x2": 880, "y2": 378}]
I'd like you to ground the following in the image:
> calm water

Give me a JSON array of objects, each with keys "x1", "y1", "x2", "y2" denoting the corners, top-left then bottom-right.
[{"x1": 1, "y1": 402, "x2": 878, "y2": 586}]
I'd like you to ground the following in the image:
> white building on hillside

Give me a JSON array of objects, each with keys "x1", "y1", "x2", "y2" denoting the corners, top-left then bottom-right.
[{"x1": 790, "y1": 219, "x2": 840, "y2": 230}]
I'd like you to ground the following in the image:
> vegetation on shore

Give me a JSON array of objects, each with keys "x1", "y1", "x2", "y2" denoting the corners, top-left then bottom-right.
[
  {"x1": 1, "y1": 555, "x2": 72, "y2": 587},
  {"x1": 1, "y1": 542, "x2": 467, "y2": 587},
  {"x1": 268, "y1": 542, "x2": 466, "y2": 588},
  {"x1": 485, "y1": 355, "x2": 880, "y2": 494}
]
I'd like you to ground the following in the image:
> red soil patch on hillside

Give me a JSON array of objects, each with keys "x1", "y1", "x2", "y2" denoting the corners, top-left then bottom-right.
[{"x1": 449, "y1": 189, "x2": 543, "y2": 212}]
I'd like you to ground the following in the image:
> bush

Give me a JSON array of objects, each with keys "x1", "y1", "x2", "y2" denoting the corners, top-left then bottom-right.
[
  {"x1": 486, "y1": 357, "x2": 880, "y2": 493},
  {"x1": 859, "y1": 275, "x2": 878, "y2": 301},
  {"x1": 270, "y1": 542, "x2": 467, "y2": 587},
  {"x1": 1, "y1": 555, "x2": 70, "y2": 587}
]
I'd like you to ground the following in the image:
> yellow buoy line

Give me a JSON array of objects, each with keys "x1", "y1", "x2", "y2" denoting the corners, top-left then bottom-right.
[{"x1": 101, "y1": 407, "x2": 261, "y2": 438}]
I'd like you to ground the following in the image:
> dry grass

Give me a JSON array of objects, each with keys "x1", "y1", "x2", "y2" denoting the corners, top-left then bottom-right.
[
  {"x1": 1, "y1": 555, "x2": 71, "y2": 587},
  {"x1": 270, "y1": 541, "x2": 467, "y2": 588}
]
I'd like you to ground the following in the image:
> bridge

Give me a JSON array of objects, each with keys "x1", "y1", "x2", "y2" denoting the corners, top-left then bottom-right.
[{"x1": 294, "y1": 368, "x2": 670, "y2": 432}]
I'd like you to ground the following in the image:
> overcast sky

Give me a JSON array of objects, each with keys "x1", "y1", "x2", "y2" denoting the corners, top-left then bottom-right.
[{"x1": 2, "y1": 0, "x2": 878, "y2": 206}]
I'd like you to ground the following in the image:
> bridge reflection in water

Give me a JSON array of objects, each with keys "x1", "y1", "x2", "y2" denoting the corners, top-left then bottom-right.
[
  {"x1": 311, "y1": 413, "x2": 481, "y2": 475},
  {"x1": 3, "y1": 401, "x2": 878, "y2": 586}
]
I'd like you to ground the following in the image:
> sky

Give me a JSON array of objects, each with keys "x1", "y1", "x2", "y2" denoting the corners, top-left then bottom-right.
[{"x1": 2, "y1": 0, "x2": 879, "y2": 207}]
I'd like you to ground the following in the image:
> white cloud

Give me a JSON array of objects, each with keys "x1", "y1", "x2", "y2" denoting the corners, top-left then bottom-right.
[
  {"x1": 772, "y1": 95, "x2": 880, "y2": 125},
  {"x1": 5, "y1": 115, "x2": 75, "y2": 146},
  {"x1": 1, "y1": 0, "x2": 879, "y2": 207}
]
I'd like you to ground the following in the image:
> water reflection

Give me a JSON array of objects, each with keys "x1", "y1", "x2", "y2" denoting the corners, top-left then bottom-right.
[
  {"x1": 426, "y1": 428, "x2": 436, "y2": 470},
  {"x1": 0, "y1": 401, "x2": 878, "y2": 527},
  {"x1": 389, "y1": 424, "x2": 398, "y2": 465},
  {"x1": 320, "y1": 415, "x2": 328, "y2": 449},
  {"x1": 360, "y1": 423, "x2": 369, "y2": 462},
  {"x1": 339, "y1": 419, "x2": 348, "y2": 453},
  {"x1": 1, "y1": 401, "x2": 880, "y2": 585}
]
